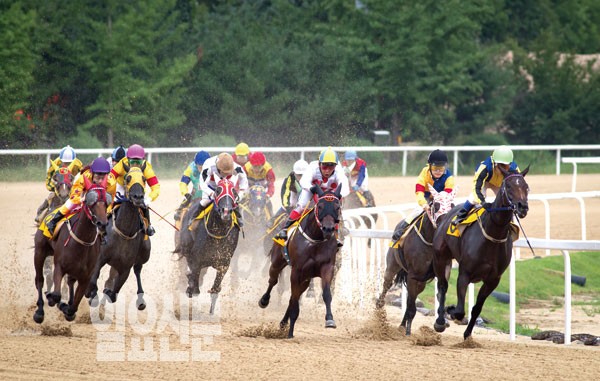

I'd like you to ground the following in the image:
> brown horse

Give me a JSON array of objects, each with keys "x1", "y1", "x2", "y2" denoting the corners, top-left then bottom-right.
[
  {"x1": 375, "y1": 186, "x2": 455, "y2": 335},
  {"x1": 33, "y1": 179, "x2": 111, "y2": 323},
  {"x1": 259, "y1": 185, "x2": 343, "y2": 338},
  {"x1": 175, "y1": 178, "x2": 241, "y2": 314},
  {"x1": 87, "y1": 166, "x2": 150, "y2": 309},
  {"x1": 432, "y1": 166, "x2": 530, "y2": 339}
]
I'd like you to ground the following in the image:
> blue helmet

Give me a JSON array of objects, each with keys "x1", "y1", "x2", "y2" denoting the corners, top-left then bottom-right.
[
  {"x1": 194, "y1": 150, "x2": 210, "y2": 166},
  {"x1": 111, "y1": 145, "x2": 126, "y2": 162},
  {"x1": 59, "y1": 145, "x2": 76, "y2": 163},
  {"x1": 344, "y1": 150, "x2": 357, "y2": 161}
]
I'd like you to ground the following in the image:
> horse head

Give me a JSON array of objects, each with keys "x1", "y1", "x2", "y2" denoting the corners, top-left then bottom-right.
[
  {"x1": 213, "y1": 179, "x2": 237, "y2": 222},
  {"x1": 311, "y1": 184, "x2": 342, "y2": 240},
  {"x1": 53, "y1": 167, "x2": 74, "y2": 200},
  {"x1": 427, "y1": 185, "x2": 456, "y2": 228},
  {"x1": 498, "y1": 165, "x2": 530, "y2": 218},
  {"x1": 123, "y1": 166, "x2": 146, "y2": 207},
  {"x1": 83, "y1": 176, "x2": 111, "y2": 234}
]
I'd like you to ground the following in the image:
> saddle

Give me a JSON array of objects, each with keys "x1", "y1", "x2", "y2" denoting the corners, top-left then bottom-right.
[
  {"x1": 271, "y1": 208, "x2": 313, "y2": 247},
  {"x1": 40, "y1": 210, "x2": 76, "y2": 240},
  {"x1": 446, "y1": 207, "x2": 519, "y2": 240},
  {"x1": 389, "y1": 213, "x2": 424, "y2": 249}
]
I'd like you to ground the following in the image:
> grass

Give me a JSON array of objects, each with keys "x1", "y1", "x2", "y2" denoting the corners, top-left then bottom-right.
[{"x1": 414, "y1": 251, "x2": 600, "y2": 336}]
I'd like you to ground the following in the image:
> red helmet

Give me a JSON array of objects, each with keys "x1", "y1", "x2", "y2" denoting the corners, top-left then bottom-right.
[
  {"x1": 127, "y1": 144, "x2": 145, "y2": 159},
  {"x1": 249, "y1": 152, "x2": 266, "y2": 166}
]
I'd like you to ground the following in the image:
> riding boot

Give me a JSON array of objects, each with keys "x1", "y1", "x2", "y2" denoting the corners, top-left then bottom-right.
[
  {"x1": 275, "y1": 217, "x2": 296, "y2": 240},
  {"x1": 35, "y1": 199, "x2": 50, "y2": 224},
  {"x1": 46, "y1": 211, "x2": 65, "y2": 235},
  {"x1": 452, "y1": 202, "x2": 473, "y2": 226},
  {"x1": 142, "y1": 207, "x2": 155, "y2": 236},
  {"x1": 175, "y1": 194, "x2": 192, "y2": 221},
  {"x1": 391, "y1": 220, "x2": 409, "y2": 241},
  {"x1": 363, "y1": 190, "x2": 375, "y2": 207}
]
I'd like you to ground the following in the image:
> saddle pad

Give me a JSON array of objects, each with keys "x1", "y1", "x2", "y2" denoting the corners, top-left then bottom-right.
[
  {"x1": 194, "y1": 203, "x2": 214, "y2": 220},
  {"x1": 272, "y1": 225, "x2": 299, "y2": 247},
  {"x1": 40, "y1": 210, "x2": 76, "y2": 239},
  {"x1": 389, "y1": 224, "x2": 415, "y2": 249},
  {"x1": 189, "y1": 203, "x2": 239, "y2": 232},
  {"x1": 447, "y1": 208, "x2": 485, "y2": 237}
]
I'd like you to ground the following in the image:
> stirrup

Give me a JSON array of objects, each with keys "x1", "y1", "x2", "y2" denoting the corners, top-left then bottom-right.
[
  {"x1": 275, "y1": 230, "x2": 288, "y2": 240},
  {"x1": 146, "y1": 226, "x2": 155, "y2": 236}
]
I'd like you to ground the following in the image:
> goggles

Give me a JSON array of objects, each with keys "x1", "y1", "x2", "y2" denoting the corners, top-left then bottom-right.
[
  {"x1": 129, "y1": 158, "x2": 144, "y2": 166},
  {"x1": 320, "y1": 163, "x2": 336, "y2": 169},
  {"x1": 431, "y1": 165, "x2": 446, "y2": 172}
]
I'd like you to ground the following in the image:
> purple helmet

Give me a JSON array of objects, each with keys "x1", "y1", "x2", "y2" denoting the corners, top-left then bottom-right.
[
  {"x1": 127, "y1": 144, "x2": 145, "y2": 159},
  {"x1": 91, "y1": 157, "x2": 111, "y2": 174}
]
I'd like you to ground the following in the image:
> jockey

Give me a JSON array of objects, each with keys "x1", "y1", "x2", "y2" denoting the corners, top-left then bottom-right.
[
  {"x1": 35, "y1": 145, "x2": 84, "y2": 223},
  {"x1": 244, "y1": 151, "x2": 276, "y2": 197},
  {"x1": 268, "y1": 159, "x2": 308, "y2": 226},
  {"x1": 110, "y1": 145, "x2": 127, "y2": 168},
  {"x1": 343, "y1": 150, "x2": 375, "y2": 207},
  {"x1": 392, "y1": 149, "x2": 455, "y2": 240},
  {"x1": 46, "y1": 157, "x2": 116, "y2": 237},
  {"x1": 275, "y1": 147, "x2": 349, "y2": 245},
  {"x1": 174, "y1": 150, "x2": 211, "y2": 221},
  {"x1": 194, "y1": 152, "x2": 248, "y2": 225},
  {"x1": 111, "y1": 144, "x2": 160, "y2": 236},
  {"x1": 452, "y1": 145, "x2": 520, "y2": 225},
  {"x1": 232, "y1": 142, "x2": 251, "y2": 167}
]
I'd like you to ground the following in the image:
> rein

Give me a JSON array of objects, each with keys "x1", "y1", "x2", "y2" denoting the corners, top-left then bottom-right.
[
  {"x1": 65, "y1": 208, "x2": 99, "y2": 247},
  {"x1": 111, "y1": 211, "x2": 142, "y2": 240}
]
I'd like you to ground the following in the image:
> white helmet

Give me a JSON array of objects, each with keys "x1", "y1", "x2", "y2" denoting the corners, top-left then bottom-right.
[
  {"x1": 293, "y1": 159, "x2": 309, "y2": 175},
  {"x1": 59, "y1": 145, "x2": 76, "y2": 163}
]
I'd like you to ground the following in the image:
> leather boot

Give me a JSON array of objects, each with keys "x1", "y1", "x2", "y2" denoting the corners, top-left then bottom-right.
[
  {"x1": 391, "y1": 220, "x2": 409, "y2": 241},
  {"x1": 275, "y1": 218, "x2": 296, "y2": 240},
  {"x1": 46, "y1": 211, "x2": 65, "y2": 235}
]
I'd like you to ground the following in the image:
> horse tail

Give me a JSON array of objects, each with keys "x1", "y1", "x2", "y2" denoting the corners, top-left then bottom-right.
[{"x1": 393, "y1": 268, "x2": 408, "y2": 288}]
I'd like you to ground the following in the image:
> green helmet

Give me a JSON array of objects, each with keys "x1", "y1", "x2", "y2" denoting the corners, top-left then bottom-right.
[{"x1": 492, "y1": 146, "x2": 513, "y2": 164}]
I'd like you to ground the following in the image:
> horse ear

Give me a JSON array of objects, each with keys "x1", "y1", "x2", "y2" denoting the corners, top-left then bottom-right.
[
  {"x1": 521, "y1": 165, "x2": 530, "y2": 177},
  {"x1": 311, "y1": 185, "x2": 323, "y2": 196},
  {"x1": 498, "y1": 165, "x2": 510, "y2": 177},
  {"x1": 83, "y1": 174, "x2": 93, "y2": 190},
  {"x1": 141, "y1": 161, "x2": 147, "y2": 171},
  {"x1": 334, "y1": 183, "x2": 342, "y2": 199},
  {"x1": 123, "y1": 162, "x2": 130, "y2": 173}
]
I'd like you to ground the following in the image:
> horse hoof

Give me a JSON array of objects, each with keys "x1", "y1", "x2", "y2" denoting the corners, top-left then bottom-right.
[
  {"x1": 64, "y1": 312, "x2": 76, "y2": 322},
  {"x1": 258, "y1": 296, "x2": 270, "y2": 309},
  {"x1": 46, "y1": 293, "x2": 59, "y2": 307},
  {"x1": 136, "y1": 295, "x2": 146, "y2": 311},
  {"x1": 33, "y1": 312, "x2": 44, "y2": 324},
  {"x1": 280, "y1": 321, "x2": 288, "y2": 329},
  {"x1": 89, "y1": 296, "x2": 99, "y2": 308},
  {"x1": 103, "y1": 289, "x2": 117, "y2": 303},
  {"x1": 434, "y1": 322, "x2": 447, "y2": 333},
  {"x1": 325, "y1": 319, "x2": 337, "y2": 329},
  {"x1": 137, "y1": 302, "x2": 146, "y2": 311}
]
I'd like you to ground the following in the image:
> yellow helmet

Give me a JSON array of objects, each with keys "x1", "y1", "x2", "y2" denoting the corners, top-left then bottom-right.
[
  {"x1": 235, "y1": 142, "x2": 250, "y2": 156},
  {"x1": 216, "y1": 152, "x2": 234, "y2": 176},
  {"x1": 318, "y1": 146, "x2": 338, "y2": 164}
]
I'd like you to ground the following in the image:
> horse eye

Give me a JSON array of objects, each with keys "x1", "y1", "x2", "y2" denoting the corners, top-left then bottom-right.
[{"x1": 125, "y1": 175, "x2": 131, "y2": 183}]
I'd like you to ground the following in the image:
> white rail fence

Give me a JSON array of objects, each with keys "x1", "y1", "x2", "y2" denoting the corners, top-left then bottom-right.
[
  {"x1": 340, "y1": 191, "x2": 600, "y2": 345},
  {"x1": 2, "y1": 144, "x2": 600, "y2": 176},
  {"x1": 562, "y1": 157, "x2": 600, "y2": 192}
]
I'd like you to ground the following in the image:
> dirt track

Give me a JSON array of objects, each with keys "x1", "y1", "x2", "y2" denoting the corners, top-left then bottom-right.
[{"x1": 1, "y1": 174, "x2": 599, "y2": 380}]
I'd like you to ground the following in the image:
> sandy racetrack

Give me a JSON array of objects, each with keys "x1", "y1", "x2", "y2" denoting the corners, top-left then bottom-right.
[{"x1": 1, "y1": 173, "x2": 599, "y2": 380}]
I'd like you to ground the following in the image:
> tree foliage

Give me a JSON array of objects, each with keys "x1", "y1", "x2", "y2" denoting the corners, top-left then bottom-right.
[{"x1": 0, "y1": 0, "x2": 598, "y2": 148}]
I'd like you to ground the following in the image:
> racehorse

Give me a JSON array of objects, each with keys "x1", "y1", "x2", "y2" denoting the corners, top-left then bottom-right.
[
  {"x1": 432, "y1": 166, "x2": 530, "y2": 339},
  {"x1": 33, "y1": 178, "x2": 110, "y2": 323},
  {"x1": 175, "y1": 178, "x2": 241, "y2": 314},
  {"x1": 35, "y1": 167, "x2": 74, "y2": 294},
  {"x1": 87, "y1": 166, "x2": 150, "y2": 309},
  {"x1": 375, "y1": 186, "x2": 456, "y2": 335},
  {"x1": 232, "y1": 184, "x2": 273, "y2": 285},
  {"x1": 258, "y1": 185, "x2": 343, "y2": 338}
]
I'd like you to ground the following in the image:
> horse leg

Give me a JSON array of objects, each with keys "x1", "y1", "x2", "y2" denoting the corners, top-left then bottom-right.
[
  {"x1": 133, "y1": 263, "x2": 146, "y2": 310},
  {"x1": 105, "y1": 267, "x2": 132, "y2": 304},
  {"x1": 448, "y1": 270, "x2": 470, "y2": 323},
  {"x1": 33, "y1": 250, "x2": 47, "y2": 324},
  {"x1": 284, "y1": 272, "x2": 311, "y2": 339},
  {"x1": 61, "y1": 277, "x2": 89, "y2": 322},
  {"x1": 306, "y1": 279, "x2": 315, "y2": 298},
  {"x1": 321, "y1": 264, "x2": 336, "y2": 329},
  {"x1": 402, "y1": 277, "x2": 427, "y2": 336},
  {"x1": 208, "y1": 263, "x2": 231, "y2": 315},
  {"x1": 47, "y1": 264, "x2": 64, "y2": 307},
  {"x1": 463, "y1": 279, "x2": 500, "y2": 340},
  {"x1": 86, "y1": 253, "x2": 108, "y2": 305},
  {"x1": 43, "y1": 256, "x2": 53, "y2": 294},
  {"x1": 259, "y1": 247, "x2": 287, "y2": 308},
  {"x1": 376, "y1": 250, "x2": 400, "y2": 309},
  {"x1": 59, "y1": 276, "x2": 77, "y2": 318},
  {"x1": 433, "y1": 258, "x2": 452, "y2": 333}
]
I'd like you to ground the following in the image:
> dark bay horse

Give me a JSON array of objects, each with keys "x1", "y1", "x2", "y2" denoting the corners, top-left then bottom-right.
[
  {"x1": 87, "y1": 166, "x2": 150, "y2": 309},
  {"x1": 259, "y1": 185, "x2": 343, "y2": 338},
  {"x1": 35, "y1": 166, "x2": 74, "y2": 294},
  {"x1": 33, "y1": 178, "x2": 111, "y2": 323},
  {"x1": 432, "y1": 166, "x2": 530, "y2": 339},
  {"x1": 375, "y1": 187, "x2": 455, "y2": 335},
  {"x1": 175, "y1": 178, "x2": 240, "y2": 314}
]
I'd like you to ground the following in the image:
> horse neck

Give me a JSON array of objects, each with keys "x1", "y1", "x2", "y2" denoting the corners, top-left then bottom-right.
[
  {"x1": 115, "y1": 201, "x2": 141, "y2": 234},
  {"x1": 299, "y1": 210, "x2": 324, "y2": 240},
  {"x1": 485, "y1": 188, "x2": 513, "y2": 230},
  {"x1": 71, "y1": 207, "x2": 99, "y2": 241},
  {"x1": 205, "y1": 207, "x2": 233, "y2": 236}
]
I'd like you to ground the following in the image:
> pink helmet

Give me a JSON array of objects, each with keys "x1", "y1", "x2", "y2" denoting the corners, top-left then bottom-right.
[
  {"x1": 127, "y1": 144, "x2": 145, "y2": 159},
  {"x1": 249, "y1": 152, "x2": 266, "y2": 166}
]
